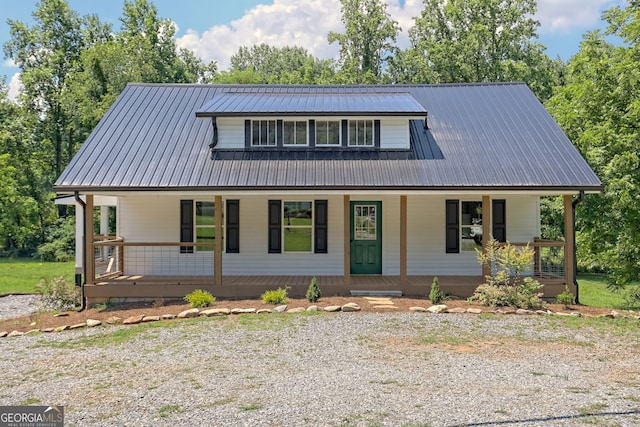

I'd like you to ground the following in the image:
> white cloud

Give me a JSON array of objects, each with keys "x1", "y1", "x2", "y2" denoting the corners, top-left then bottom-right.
[
  {"x1": 3, "y1": 58, "x2": 17, "y2": 68},
  {"x1": 7, "y1": 72, "x2": 22, "y2": 102},
  {"x1": 535, "y1": 0, "x2": 622, "y2": 33}
]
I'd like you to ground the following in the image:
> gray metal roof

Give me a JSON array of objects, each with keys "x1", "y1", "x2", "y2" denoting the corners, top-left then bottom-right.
[
  {"x1": 54, "y1": 83, "x2": 602, "y2": 192},
  {"x1": 196, "y1": 91, "x2": 427, "y2": 117}
]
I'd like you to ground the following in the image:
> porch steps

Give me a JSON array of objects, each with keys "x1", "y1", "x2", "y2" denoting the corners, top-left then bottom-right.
[{"x1": 350, "y1": 290, "x2": 403, "y2": 297}]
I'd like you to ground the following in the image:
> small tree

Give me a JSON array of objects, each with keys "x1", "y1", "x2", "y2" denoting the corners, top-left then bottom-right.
[
  {"x1": 306, "y1": 276, "x2": 322, "y2": 303},
  {"x1": 469, "y1": 238, "x2": 545, "y2": 309},
  {"x1": 429, "y1": 276, "x2": 444, "y2": 304}
]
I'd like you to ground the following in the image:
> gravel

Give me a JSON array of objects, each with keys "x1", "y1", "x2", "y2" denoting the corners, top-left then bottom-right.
[
  {"x1": 1, "y1": 312, "x2": 639, "y2": 426},
  {"x1": 0, "y1": 294, "x2": 41, "y2": 320}
]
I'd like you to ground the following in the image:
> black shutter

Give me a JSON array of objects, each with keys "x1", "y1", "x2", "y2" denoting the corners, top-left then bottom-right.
[
  {"x1": 374, "y1": 120, "x2": 381, "y2": 148},
  {"x1": 445, "y1": 199, "x2": 459, "y2": 253},
  {"x1": 276, "y1": 119, "x2": 283, "y2": 147},
  {"x1": 492, "y1": 199, "x2": 506, "y2": 242},
  {"x1": 180, "y1": 200, "x2": 194, "y2": 254},
  {"x1": 342, "y1": 120, "x2": 348, "y2": 147},
  {"x1": 226, "y1": 200, "x2": 240, "y2": 253},
  {"x1": 308, "y1": 120, "x2": 315, "y2": 147},
  {"x1": 268, "y1": 200, "x2": 281, "y2": 253},
  {"x1": 314, "y1": 200, "x2": 328, "y2": 253},
  {"x1": 244, "y1": 120, "x2": 251, "y2": 148}
]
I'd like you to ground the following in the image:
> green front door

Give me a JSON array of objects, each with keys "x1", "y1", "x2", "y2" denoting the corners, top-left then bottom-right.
[{"x1": 350, "y1": 201, "x2": 382, "y2": 274}]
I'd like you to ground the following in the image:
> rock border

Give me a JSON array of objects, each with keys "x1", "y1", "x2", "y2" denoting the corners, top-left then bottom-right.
[{"x1": 1, "y1": 303, "x2": 637, "y2": 338}]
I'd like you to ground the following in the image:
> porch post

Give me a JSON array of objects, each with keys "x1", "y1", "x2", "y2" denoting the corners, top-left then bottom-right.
[
  {"x1": 563, "y1": 194, "x2": 575, "y2": 287},
  {"x1": 214, "y1": 195, "x2": 223, "y2": 286},
  {"x1": 400, "y1": 195, "x2": 407, "y2": 285},
  {"x1": 85, "y1": 194, "x2": 95, "y2": 285},
  {"x1": 343, "y1": 195, "x2": 350, "y2": 286},
  {"x1": 482, "y1": 195, "x2": 491, "y2": 279},
  {"x1": 100, "y1": 205, "x2": 109, "y2": 261}
]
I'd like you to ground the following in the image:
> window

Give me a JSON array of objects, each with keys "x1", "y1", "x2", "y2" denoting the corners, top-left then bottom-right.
[
  {"x1": 461, "y1": 201, "x2": 482, "y2": 251},
  {"x1": 348, "y1": 120, "x2": 374, "y2": 146},
  {"x1": 354, "y1": 205, "x2": 377, "y2": 240},
  {"x1": 315, "y1": 120, "x2": 340, "y2": 145},
  {"x1": 181, "y1": 200, "x2": 233, "y2": 253},
  {"x1": 251, "y1": 120, "x2": 276, "y2": 146},
  {"x1": 195, "y1": 201, "x2": 223, "y2": 252},
  {"x1": 283, "y1": 201, "x2": 313, "y2": 252},
  {"x1": 283, "y1": 120, "x2": 307, "y2": 145}
]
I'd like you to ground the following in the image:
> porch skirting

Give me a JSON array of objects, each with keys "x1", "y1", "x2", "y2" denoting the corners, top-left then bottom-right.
[{"x1": 85, "y1": 274, "x2": 572, "y2": 301}]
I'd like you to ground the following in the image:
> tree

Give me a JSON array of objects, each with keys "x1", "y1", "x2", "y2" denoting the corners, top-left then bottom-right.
[
  {"x1": 404, "y1": 0, "x2": 560, "y2": 100},
  {"x1": 328, "y1": 0, "x2": 400, "y2": 83},
  {"x1": 545, "y1": 2, "x2": 640, "y2": 288}
]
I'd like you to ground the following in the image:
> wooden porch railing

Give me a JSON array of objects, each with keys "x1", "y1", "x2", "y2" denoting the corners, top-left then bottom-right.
[{"x1": 506, "y1": 238, "x2": 567, "y2": 284}]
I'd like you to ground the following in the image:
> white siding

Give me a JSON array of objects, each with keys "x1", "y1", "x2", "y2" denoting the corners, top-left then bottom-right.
[
  {"x1": 215, "y1": 117, "x2": 411, "y2": 150},
  {"x1": 117, "y1": 194, "x2": 540, "y2": 277}
]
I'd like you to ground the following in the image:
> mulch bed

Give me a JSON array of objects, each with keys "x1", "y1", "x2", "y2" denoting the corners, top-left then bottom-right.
[{"x1": 0, "y1": 295, "x2": 625, "y2": 334}]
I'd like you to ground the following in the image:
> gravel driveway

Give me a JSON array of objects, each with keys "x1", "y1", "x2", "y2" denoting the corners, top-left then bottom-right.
[{"x1": 0, "y1": 312, "x2": 638, "y2": 426}]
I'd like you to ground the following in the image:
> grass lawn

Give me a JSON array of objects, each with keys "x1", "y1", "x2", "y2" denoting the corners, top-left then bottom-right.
[
  {"x1": 578, "y1": 273, "x2": 639, "y2": 310},
  {"x1": 0, "y1": 258, "x2": 75, "y2": 294}
]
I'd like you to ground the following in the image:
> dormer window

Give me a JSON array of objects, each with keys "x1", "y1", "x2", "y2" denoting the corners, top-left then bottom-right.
[
  {"x1": 283, "y1": 120, "x2": 308, "y2": 146},
  {"x1": 251, "y1": 120, "x2": 277, "y2": 146},
  {"x1": 348, "y1": 120, "x2": 374, "y2": 146},
  {"x1": 315, "y1": 120, "x2": 341, "y2": 146}
]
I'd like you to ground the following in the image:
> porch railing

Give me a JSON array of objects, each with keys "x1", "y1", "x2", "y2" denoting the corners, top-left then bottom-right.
[
  {"x1": 508, "y1": 238, "x2": 566, "y2": 283},
  {"x1": 92, "y1": 237, "x2": 216, "y2": 279}
]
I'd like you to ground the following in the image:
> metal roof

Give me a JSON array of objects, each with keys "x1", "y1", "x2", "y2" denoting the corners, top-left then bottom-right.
[
  {"x1": 196, "y1": 91, "x2": 427, "y2": 117},
  {"x1": 54, "y1": 83, "x2": 602, "y2": 192}
]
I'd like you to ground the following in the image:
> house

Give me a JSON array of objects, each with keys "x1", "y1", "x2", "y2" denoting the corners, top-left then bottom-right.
[{"x1": 54, "y1": 83, "x2": 602, "y2": 302}]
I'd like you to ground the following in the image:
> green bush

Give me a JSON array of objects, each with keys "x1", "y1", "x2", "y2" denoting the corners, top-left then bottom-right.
[
  {"x1": 556, "y1": 285, "x2": 575, "y2": 307},
  {"x1": 184, "y1": 289, "x2": 216, "y2": 308},
  {"x1": 261, "y1": 287, "x2": 289, "y2": 305},
  {"x1": 36, "y1": 276, "x2": 80, "y2": 311},
  {"x1": 36, "y1": 217, "x2": 76, "y2": 262},
  {"x1": 469, "y1": 239, "x2": 545, "y2": 310},
  {"x1": 306, "y1": 277, "x2": 322, "y2": 303},
  {"x1": 429, "y1": 276, "x2": 444, "y2": 304}
]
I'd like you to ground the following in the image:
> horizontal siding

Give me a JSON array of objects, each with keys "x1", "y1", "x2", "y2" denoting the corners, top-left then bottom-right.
[
  {"x1": 380, "y1": 118, "x2": 410, "y2": 149},
  {"x1": 115, "y1": 194, "x2": 540, "y2": 278}
]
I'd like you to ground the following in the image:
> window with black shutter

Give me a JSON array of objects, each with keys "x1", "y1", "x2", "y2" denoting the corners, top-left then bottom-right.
[
  {"x1": 226, "y1": 200, "x2": 240, "y2": 253},
  {"x1": 268, "y1": 200, "x2": 282, "y2": 253},
  {"x1": 314, "y1": 200, "x2": 328, "y2": 253},
  {"x1": 492, "y1": 199, "x2": 506, "y2": 242},
  {"x1": 180, "y1": 200, "x2": 194, "y2": 253},
  {"x1": 445, "y1": 200, "x2": 459, "y2": 253}
]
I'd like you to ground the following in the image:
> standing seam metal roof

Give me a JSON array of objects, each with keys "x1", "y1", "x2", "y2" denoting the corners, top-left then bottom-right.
[{"x1": 54, "y1": 83, "x2": 602, "y2": 192}]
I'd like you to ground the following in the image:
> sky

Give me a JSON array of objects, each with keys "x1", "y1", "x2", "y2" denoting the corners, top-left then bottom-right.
[{"x1": 0, "y1": 0, "x2": 626, "y2": 100}]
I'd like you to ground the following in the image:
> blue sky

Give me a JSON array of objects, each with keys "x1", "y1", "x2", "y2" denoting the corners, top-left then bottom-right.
[{"x1": 1, "y1": 0, "x2": 625, "y2": 98}]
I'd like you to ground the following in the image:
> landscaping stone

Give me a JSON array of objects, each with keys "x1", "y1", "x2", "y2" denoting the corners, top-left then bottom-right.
[
  {"x1": 427, "y1": 304, "x2": 448, "y2": 313},
  {"x1": 0, "y1": 331, "x2": 7, "y2": 338},
  {"x1": 142, "y1": 316, "x2": 160, "y2": 322},
  {"x1": 516, "y1": 309, "x2": 534, "y2": 315},
  {"x1": 571, "y1": 312, "x2": 582, "y2": 317},
  {"x1": 106, "y1": 316, "x2": 122, "y2": 324},
  {"x1": 54, "y1": 325, "x2": 69, "y2": 332},
  {"x1": 341, "y1": 303, "x2": 361, "y2": 312},
  {"x1": 409, "y1": 306, "x2": 428, "y2": 312},
  {"x1": 287, "y1": 307, "x2": 306, "y2": 313},
  {"x1": 200, "y1": 308, "x2": 230, "y2": 317},
  {"x1": 373, "y1": 305, "x2": 397, "y2": 310},
  {"x1": 177, "y1": 308, "x2": 200, "y2": 318},
  {"x1": 324, "y1": 305, "x2": 342, "y2": 312},
  {"x1": 306, "y1": 305, "x2": 320, "y2": 311},
  {"x1": 161, "y1": 314, "x2": 176, "y2": 320},
  {"x1": 69, "y1": 323, "x2": 86, "y2": 330},
  {"x1": 446, "y1": 307, "x2": 467, "y2": 314},
  {"x1": 231, "y1": 308, "x2": 256, "y2": 314},
  {"x1": 123, "y1": 315, "x2": 144, "y2": 325},
  {"x1": 256, "y1": 309, "x2": 272, "y2": 314},
  {"x1": 7, "y1": 331, "x2": 23, "y2": 337},
  {"x1": 466, "y1": 308, "x2": 483, "y2": 314},
  {"x1": 86, "y1": 319, "x2": 102, "y2": 327},
  {"x1": 273, "y1": 305, "x2": 288, "y2": 313},
  {"x1": 24, "y1": 329, "x2": 40, "y2": 335}
]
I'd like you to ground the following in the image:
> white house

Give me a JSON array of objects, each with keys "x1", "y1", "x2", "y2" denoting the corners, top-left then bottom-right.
[{"x1": 54, "y1": 83, "x2": 602, "y2": 301}]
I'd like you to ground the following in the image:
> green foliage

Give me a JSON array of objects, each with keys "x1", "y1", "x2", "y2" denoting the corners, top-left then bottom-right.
[
  {"x1": 429, "y1": 276, "x2": 444, "y2": 304},
  {"x1": 305, "y1": 277, "x2": 322, "y2": 303},
  {"x1": 624, "y1": 286, "x2": 640, "y2": 309},
  {"x1": 184, "y1": 289, "x2": 216, "y2": 308},
  {"x1": 36, "y1": 217, "x2": 76, "y2": 262},
  {"x1": 469, "y1": 239, "x2": 545, "y2": 309},
  {"x1": 0, "y1": 258, "x2": 75, "y2": 294},
  {"x1": 261, "y1": 287, "x2": 289, "y2": 305},
  {"x1": 35, "y1": 276, "x2": 80, "y2": 311},
  {"x1": 556, "y1": 285, "x2": 576, "y2": 308}
]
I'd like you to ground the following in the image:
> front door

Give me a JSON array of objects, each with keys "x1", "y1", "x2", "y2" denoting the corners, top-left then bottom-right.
[{"x1": 350, "y1": 201, "x2": 382, "y2": 274}]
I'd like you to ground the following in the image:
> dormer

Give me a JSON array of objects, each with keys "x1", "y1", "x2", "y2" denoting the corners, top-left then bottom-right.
[{"x1": 195, "y1": 90, "x2": 427, "y2": 151}]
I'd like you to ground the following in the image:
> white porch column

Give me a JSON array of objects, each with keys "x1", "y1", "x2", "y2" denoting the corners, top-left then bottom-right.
[
  {"x1": 482, "y1": 195, "x2": 491, "y2": 279},
  {"x1": 214, "y1": 195, "x2": 223, "y2": 285},
  {"x1": 75, "y1": 203, "x2": 83, "y2": 275},
  {"x1": 563, "y1": 195, "x2": 575, "y2": 288},
  {"x1": 400, "y1": 195, "x2": 407, "y2": 285},
  {"x1": 100, "y1": 205, "x2": 109, "y2": 261},
  {"x1": 343, "y1": 195, "x2": 351, "y2": 286},
  {"x1": 84, "y1": 195, "x2": 95, "y2": 285}
]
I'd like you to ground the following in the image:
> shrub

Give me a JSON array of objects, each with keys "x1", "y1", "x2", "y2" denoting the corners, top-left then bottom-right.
[
  {"x1": 469, "y1": 239, "x2": 545, "y2": 310},
  {"x1": 556, "y1": 285, "x2": 575, "y2": 308},
  {"x1": 184, "y1": 289, "x2": 216, "y2": 308},
  {"x1": 35, "y1": 217, "x2": 76, "y2": 262},
  {"x1": 261, "y1": 287, "x2": 289, "y2": 305},
  {"x1": 624, "y1": 286, "x2": 640, "y2": 308},
  {"x1": 429, "y1": 276, "x2": 444, "y2": 304},
  {"x1": 306, "y1": 277, "x2": 322, "y2": 303},
  {"x1": 36, "y1": 276, "x2": 80, "y2": 311}
]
